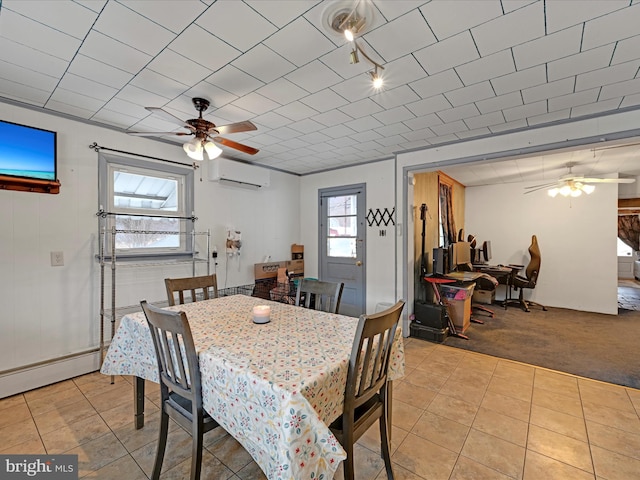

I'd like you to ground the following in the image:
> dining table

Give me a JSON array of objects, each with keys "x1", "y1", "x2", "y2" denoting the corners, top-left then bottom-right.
[{"x1": 100, "y1": 294, "x2": 405, "y2": 480}]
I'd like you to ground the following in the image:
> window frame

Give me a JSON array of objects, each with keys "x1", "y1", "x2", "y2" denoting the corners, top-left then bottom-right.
[{"x1": 98, "y1": 152, "x2": 195, "y2": 261}]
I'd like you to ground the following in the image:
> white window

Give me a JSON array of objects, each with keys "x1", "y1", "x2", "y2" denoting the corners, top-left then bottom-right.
[{"x1": 99, "y1": 153, "x2": 195, "y2": 258}]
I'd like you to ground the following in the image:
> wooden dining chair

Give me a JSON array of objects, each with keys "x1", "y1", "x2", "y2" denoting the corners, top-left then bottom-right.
[
  {"x1": 140, "y1": 300, "x2": 221, "y2": 480},
  {"x1": 294, "y1": 278, "x2": 344, "y2": 314},
  {"x1": 165, "y1": 274, "x2": 218, "y2": 306},
  {"x1": 329, "y1": 300, "x2": 405, "y2": 480}
]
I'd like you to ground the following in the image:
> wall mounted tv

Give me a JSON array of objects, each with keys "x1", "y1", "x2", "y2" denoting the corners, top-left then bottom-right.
[{"x1": 0, "y1": 119, "x2": 60, "y2": 194}]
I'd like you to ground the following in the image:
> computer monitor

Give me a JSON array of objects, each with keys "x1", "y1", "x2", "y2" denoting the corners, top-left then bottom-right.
[{"x1": 482, "y1": 240, "x2": 492, "y2": 263}]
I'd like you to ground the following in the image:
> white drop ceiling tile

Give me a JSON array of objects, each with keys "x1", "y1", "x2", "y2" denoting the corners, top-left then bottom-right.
[
  {"x1": 264, "y1": 18, "x2": 335, "y2": 67},
  {"x1": 420, "y1": 0, "x2": 503, "y2": 40},
  {"x1": 252, "y1": 111, "x2": 292, "y2": 129},
  {"x1": 205, "y1": 65, "x2": 265, "y2": 97},
  {"x1": 382, "y1": 55, "x2": 429, "y2": 88},
  {"x1": 465, "y1": 111, "x2": 505, "y2": 130},
  {"x1": 456, "y1": 50, "x2": 515, "y2": 85},
  {"x1": 410, "y1": 69, "x2": 464, "y2": 99},
  {"x1": 338, "y1": 98, "x2": 383, "y2": 119},
  {"x1": 370, "y1": 85, "x2": 421, "y2": 110},
  {"x1": 0, "y1": 38, "x2": 67, "y2": 78},
  {"x1": 490, "y1": 118, "x2": 527, "y2": 132},
  {"x1": 58, "y1": 73, "x2": 118, "y2": 102},
  {"x1": 299, "y1": 131, "x2": 333, "y2": 144},
  {"x1": 255, "y1": 78, "x2": 309, "y2": 105},
  {"x1": 131, "y1": 69, "x2": 188, "y2": 100},
  {"x1": 401, "y1": 128, "x2": 435, "y2": 142},
  {"x1": 0, "y1": 9, "x2": 81, "y2": 61},
  {"x1": 130, "y1": 116, "x2": 185, "y2": 134},
  {"x1": 445, "y1": 82, "x2": 495, "y2": 108},
  {"x1": 331, "y1": 75, "x2": 384, "y2": 103},
  {"x1": 0, "y1": 78, "x2": 48, "y2": 106},
  {"x1": 545, "y1": 0, "x2": 627, "y2": 33},
  {"x1": 620, "y1": 91, "x2": 640, "y2": 108},
  {"x1": 351, "y1": 130, "x2": 384, "y2": 142},
  {"x1": 93, "y1": 1, "x2": 175, "y2": 56},
  {"x1": 68, "y1": 55, "x2": 133, "y2": 90},
  {"x1": 232, "y1": 44, "x2": 297, "y2": 84},
  {"x1": 600, "y1": 77, "x2": 640, "y2": 101},
  {"x1": 457, "y1": 127, "x2": 492, "y2": 140},
  {"x1": 521, "y1": 78, "x2": 575, "y2": 104},
  {"x1": 414, "y1": 31, "x2": 479, "y2": 76},
  {"x1": 5, "y1": 0, "x2": 97, "y2": 40},
  {"x1": 526, "y1": 109, "x2": 570, "y2": 126},
  {"x1": 376, "y1": 122, "x2": 411, "y2": 137},
  {"x1": 91, "y1": 108, "x2": 140, "y2": 129},
  {"x1": 249, "y1": 0, "x2": 320, "y2": 28},
  {"x1": 513, "y1": 25, "x2": 582, "y2": 70},
  {"x1": 503, "y1": 99, "x2": 547, "y2": 122},
  {"x1": 260, "y1": 143, "x2": 290, "y2": 154},
  {"x1": 307, "y1": 142, "x2": 332, "y2": 153},
  {"x1": 275, "y1": 101, "x2": 319, "y2": 122},
  {"x1": 312, "y1": 109, "x2": 354, "y2": 126},
  {"x1": 101, "y1": 97, "x2": 150, "y2": 119},
  {"x1": 300, "y1": 89, "x2": 349, "y2": 113},
  {"x1": 147, "y1": 49, "x2": 212, "y2": 87},
  {"x1": 612, "y1": 35, "x2": 640, "y2": 65},
  {"x1": 405, "y1": 95, "x2": 451, "y2": 117},
  {"x1": 285, "y1": 60, "x2": 343, "y2": 94},
  {"x1": 318, "y1": 43, "x2": 371, "y2": 80},
  {"x1": 547, "y1": 44, "x2": 614, "y2": 82},
  {"x1": 113, "y1": 85, "x2": 172, "y2": 108},
  {"x1": 344, "y1": 116, "x2": 385, "y2": 133},
  {"x1": 475, "y1": 91, "x2": 522, "y2": 115},
  {"x1": 184, "y1": 83, "x2": 238, "y2": 109},
  {"x1": 322, "y1": 124, "x2": 357, "y2": 139},
  {"x1": 75, "y1": 0, "x2": 107, "y2": 13},
  {"x1": 79, "y1": 31, "x2": 152, "y2": 75},
  {"x1": 0, "y1": 60, "x2": 58, "y2": 92},
  {"x1": 246, "y1": 133, "x2": 281, "y2": 146},
  {"x1": 472, "y1": 1, "x2": 543, "y2": 57},
  {"x1": 363, "y1": 9, "x2": 436, "y2": 62},
  {"x1": 269, "y1": 126, "x2": 302, "y2": 141},
  {"x1": 583, "y1": 3, "x2": 640, "y2": 51},
  {"x1": 491, "y1": 65, "x2": 546, "y2": 95},
  {"x1": 44, "y1": 99, "x2": 95, "y2": 119},
  {"x1": 279, "y1": 138, "x2": 311, "y2": 150},
  {"x1": 170, "y1": 25, "x2": 241, "y2": 72},
  {"x1": 121, "y1": 1, "x2": 206, "y2": 35},
  {"x1": 399, "y1": 139, "x2": 431, "y2": 150},
  {"x1": 196, "y1": 1, "x2": 276, "y2": 52},
  {"x1": 372, "y1": 105, "x2": 415, "y2": 125},
  {"x1": 403, "y1": 113, "x2": 443, "y2": 130},
  {"x1": 437, "y1": 104, "x2": 480, "y2": 123},
  {"x1": 372, "y1": 1, "x2": 429, "y2": 21},
  {"x1": 354, "y1": 139, "x2": 385, "y2": 152},
  {"x1": 327, "y1": 137, "x2": 357, "y2": 149},
  {"x1": 502, "y1": 0, "x2": 538, "y2": 14},
  {"x1": 576, "y1": 61, "x2": 640, "y2": 92},
  {"x1": 212, "y1": 103, "x2": 256, "y2": 124},
  {"x1": 571, "y1": 98, "x2": 622, "y2": 118}
]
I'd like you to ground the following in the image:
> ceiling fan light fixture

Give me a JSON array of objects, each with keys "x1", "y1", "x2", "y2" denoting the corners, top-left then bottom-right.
[
  {"x1": 559, "y1": 184, "x2": 572, "y2": 197},
  {"x1": 204, "y1": 141, "x2": 222, "y2": 160},
  {"x1": 583, "y1": 184, "x2": 596, "y2": 194},
  {"x1": 548, "y1": 188, "x2": 559, "y2": 197},
  {"x1": 183, "y1": 138, "x2": 204, "y2": 161}
]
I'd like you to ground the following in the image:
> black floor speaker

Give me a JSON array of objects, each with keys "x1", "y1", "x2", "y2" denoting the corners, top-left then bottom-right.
[{"x1": 413, "y1": 300, "x2": 448, "y2": 329}]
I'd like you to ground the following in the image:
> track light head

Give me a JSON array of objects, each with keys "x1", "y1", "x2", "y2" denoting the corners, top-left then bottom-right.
[
  {"x1": 350, "y1": 48, "x2": 359, "y2": 64},
  {"x1": 370, "y1": 68, "x2": 383, "y2": 89}
]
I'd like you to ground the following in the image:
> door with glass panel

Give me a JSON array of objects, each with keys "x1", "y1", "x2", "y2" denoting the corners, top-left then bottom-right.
[{"x1": 319, "y1": 184, "x2": 366, "y2": 317}]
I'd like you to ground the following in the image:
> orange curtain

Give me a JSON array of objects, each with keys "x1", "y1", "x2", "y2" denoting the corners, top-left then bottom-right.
[
  {"x1": 618, "y1": 215, "x2": 640, "y2": 251},
  {"x1": 439, "y1": 182, "x2": 456, "y2": 247}
]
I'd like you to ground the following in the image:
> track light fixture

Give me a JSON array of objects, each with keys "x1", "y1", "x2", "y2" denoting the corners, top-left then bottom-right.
[{"x1": 351, "y1": 41, "x2": 385, "y2": 89}]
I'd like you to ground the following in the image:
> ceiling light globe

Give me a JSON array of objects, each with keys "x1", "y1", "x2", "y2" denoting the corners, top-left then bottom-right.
[
  {"x1": 183, "y1": 139, "x2": 204, "y2": 161},
  {"x1": 583, "y1": 184, "x2": 595, "y2": 194},
  {"x1": 204, "y1": 141, "x2": 223, "y2": 160},
  {"x1": 559, "y1": 185, "x2": 571, "y2": 196},
  {"x1": 344, "y1": 28, "x2": 354, "y2": 42},
  {"x1": 570, "y1": 188, "x2": 582, "y2": 197},
  {"x1": 548, "y1": 188, "x2": 559, "y2": 197}
]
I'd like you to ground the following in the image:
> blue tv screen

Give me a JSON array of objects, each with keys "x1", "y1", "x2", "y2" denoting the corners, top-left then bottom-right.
[{"x1": 0, "y1": 120, "x2": 57, "y2": 181}]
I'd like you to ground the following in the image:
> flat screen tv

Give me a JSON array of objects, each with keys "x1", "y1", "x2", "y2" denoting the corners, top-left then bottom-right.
[{"x1": 0, "y1": 120, "x2": 57, "y2": 182}]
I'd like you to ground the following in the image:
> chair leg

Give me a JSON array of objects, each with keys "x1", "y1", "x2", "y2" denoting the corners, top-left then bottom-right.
[
  {"x1": 152, "y1": 408, "x2": 170, "y2": 480},
  {"x1": 379, "y1": 408, "x2": 394, "y2": 479},
  {"x1": 190, "y1": 417, "x2": 205, "y2": 480},
  {"x1": 342, "y1": 440, "x2": 355, "y2": 480}
]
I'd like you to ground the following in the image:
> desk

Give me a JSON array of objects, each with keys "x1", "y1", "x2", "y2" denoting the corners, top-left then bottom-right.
[{"x1": 100, "y1": 294, "x2": 405, "y2": 480}]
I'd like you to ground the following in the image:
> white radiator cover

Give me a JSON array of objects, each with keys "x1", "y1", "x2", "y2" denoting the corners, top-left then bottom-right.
[{"x1": 208, "y1": 158, "x2": 270, "y2": 189}]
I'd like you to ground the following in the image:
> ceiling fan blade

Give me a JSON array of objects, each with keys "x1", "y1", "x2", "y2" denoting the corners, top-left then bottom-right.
[
  {"x1": 524, "y1": 182, "x2": 558, "y2": 189},
  {"x1": 580, "y1": 177, "x2": 636, "y2": 184},
  {"x1": 524, "y1": 185, "x2": 553, "y2": 194},
  {"x1": 145, "y1": 107, "x2": 194, "y2": 130},
  {"x1": 127, "y1": 131, "x2": 191, "y2": 137},
  {"x1": 212, "y1": 136, "x2": 259, "y2": 155},
  {"x1": 212, "y1": 120, "x2": 257, "y2": 135}
]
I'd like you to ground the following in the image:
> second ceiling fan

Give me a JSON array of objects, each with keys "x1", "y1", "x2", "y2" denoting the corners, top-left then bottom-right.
[{"x1": 128, "y1": 97, "x2": 259, "y2": 160}]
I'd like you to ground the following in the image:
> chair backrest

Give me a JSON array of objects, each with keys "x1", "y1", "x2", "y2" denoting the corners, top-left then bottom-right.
[
  {"x1": 344, "y1": 300, "x2": 405, "y2": 414},
  {"x1": 295, "y1": 278, "x2": 344, "y2": 313},
  {"x1": 525, "y1": 235, "x2": 541, "y2": 283},
  {"x1": 165, "y1": 274, "x2": 218, "y2": 306},
  {"x1": 140, "y1": 301, "x2": 202, "y2": 407}
]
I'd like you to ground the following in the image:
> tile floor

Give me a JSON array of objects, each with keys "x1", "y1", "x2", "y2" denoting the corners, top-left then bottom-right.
[{"x1": 1, "y1": 339, "x2": 639, "y2": 479}]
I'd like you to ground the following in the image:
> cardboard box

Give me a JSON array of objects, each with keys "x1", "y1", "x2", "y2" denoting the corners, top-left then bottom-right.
[
  {"x1": 291, "y1": 244, "x2": 304, "y2": 260},
  {"x1": 440, "y1": 284, "x2": 474, "y2": 333},
  {"x1": 473, "y1": 289, "x2": 495, "y2": 305}
]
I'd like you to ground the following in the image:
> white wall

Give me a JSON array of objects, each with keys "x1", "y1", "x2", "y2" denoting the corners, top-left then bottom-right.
[
  {"x1": 464, "y1": 181, "x2": 618, "y2": 314},
  {"x1": 0, "y1": 102, "x2": 299, "y2": 397},
  {"x1": 299, "y1": 159, "x2": 399, "y2": 314}
]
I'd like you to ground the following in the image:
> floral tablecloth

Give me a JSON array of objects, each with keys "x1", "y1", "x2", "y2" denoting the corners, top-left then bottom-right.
[{"x1": 101, "y1": 294, "x2": 405, "y2": 480}]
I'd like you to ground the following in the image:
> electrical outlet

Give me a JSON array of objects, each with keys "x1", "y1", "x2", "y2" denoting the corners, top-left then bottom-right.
[{"x1": 50, "y1": 251, "x2": 64, "y2": 266}]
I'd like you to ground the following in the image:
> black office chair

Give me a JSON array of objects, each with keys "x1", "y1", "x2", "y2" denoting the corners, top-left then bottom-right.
[
  {"x1": 140, "y1": 301, "x2": 221, "y2": 480},
  {"x1": 505, "y1": 235, "x2": 548, "y2": 312},
  {"x1": 329, "y1": 300, "x2": 405, "y2": 480},
  {"x1": 295, "y1": 278, "x2": 344, "y2": 314}
]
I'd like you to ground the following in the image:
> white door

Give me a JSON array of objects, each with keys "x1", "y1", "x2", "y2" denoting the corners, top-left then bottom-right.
[{"x1": 319, "y1": 185, "x2": 366, "y2": 317}]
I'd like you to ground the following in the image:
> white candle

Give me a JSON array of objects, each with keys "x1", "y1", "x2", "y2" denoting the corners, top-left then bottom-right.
[{"x1": 252, "y1": 305, "x2": 271, "y2": 323}]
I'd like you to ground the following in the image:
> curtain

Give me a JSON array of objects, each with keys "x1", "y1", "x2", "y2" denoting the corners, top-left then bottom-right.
[
  {"x1": 618, "y1": 215, "x2": 640, "y2": 251},
  {"x1": 439, "y1": 182, "x2": 456, "y2": 247}
]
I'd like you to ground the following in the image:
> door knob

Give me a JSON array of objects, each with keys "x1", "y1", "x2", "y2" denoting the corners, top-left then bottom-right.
[{"x1": 356, "y1": 261, "x2": 363, "y2": 266}]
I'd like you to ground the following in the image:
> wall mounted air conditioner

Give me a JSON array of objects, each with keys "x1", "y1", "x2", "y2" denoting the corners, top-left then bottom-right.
[{"x1": 208, "y1": 158, "x2": 270, "y2": 189}]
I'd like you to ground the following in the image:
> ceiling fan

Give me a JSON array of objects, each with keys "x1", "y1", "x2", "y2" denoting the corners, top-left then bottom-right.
[
  {"x1": 127, "y1": 97, "x2": 259, "y2": 160},
  {"x1": 524, "y1": 163, "x2": 635, "y2": 197}
]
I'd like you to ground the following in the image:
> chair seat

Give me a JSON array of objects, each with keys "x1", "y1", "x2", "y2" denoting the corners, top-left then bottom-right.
[
  {"x1": 167, "y1": 392, "x2": 218, "y2": 433},
  {"x1": 329, "y1": 395, "x2": 383, "y2": 435}
]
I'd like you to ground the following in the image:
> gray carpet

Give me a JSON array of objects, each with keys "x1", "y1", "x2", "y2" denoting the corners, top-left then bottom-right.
[{"x1": 442, "y1": 304, "x2": 640, "y2": 390}]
